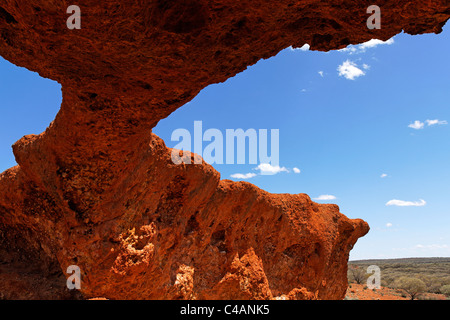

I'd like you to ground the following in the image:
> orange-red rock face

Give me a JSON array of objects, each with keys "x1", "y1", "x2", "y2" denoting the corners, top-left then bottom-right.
[{"x1": 0, "y1": 1, "x2": 448, "y2": 299}]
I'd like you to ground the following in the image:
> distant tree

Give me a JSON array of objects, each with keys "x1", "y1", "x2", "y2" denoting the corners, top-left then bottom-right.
[
  {"x1": 348, "y1": 265, "x2": 367, "y2": 284},
  {"x1": 394, "y1": 277, "x2": 427, "y2": 300},
  {"x1": 418, "y1": 274, "x2": 442, "y2": 293},
  {"x1": 440, "y1": 285, "x2": 450, "y2": 297}
]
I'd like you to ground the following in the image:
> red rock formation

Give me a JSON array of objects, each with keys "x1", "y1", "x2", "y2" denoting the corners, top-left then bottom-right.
[{"x1": 0, "y1": 1, "x2": 448, "y2": 299}]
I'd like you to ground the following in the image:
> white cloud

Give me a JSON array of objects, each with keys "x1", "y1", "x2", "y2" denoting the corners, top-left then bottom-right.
[
  {"x1": 230, "y1": 173, "x2": 257, "y2": 179},
  {"x1": 318, "y1": 71, "x2": 324, "y2": 77},
  {"x1": 380, "y1": 173, "x2": 388, "y2": 178},
  {"x1": 362, "y1": 63, "x2": 370, "y2": 70},
  {"x1": 409, "y1": 119, "x2": 447, "y2": 129},
  {"x1": 359, "y1": 38, "x2": 394, "y2": 50},
  {"x1": 408, "y1": 120, "x2": 425, "y2": 130},
  {"x1": 254, "y1": 163, "x2": 288, "y2": 175},
  {"x1": 313, "y1": 194, "x2": 337, "y2": 201},
  {"x1": 232, "y1": 165, "x2": 300, "y2": 179},
  {"x1": 290, "y1": 43, "x2": 310, "y2": 51},
  {"x1": 298, "y1": 43, "x2": 310, "y2": 51},
  {"x1": 340, "y1": 38, "x2": 395, "y2": 54},
  {"x1": 426, "y1": 119, "x2": 447, "y2": 126},
  {"x1": 337, "y1": 60, "x2": 366, "y2": 80},
  {"x1": 385, "y1": 199, "x2": 426, "y2": 207},
  {"x1": 386, "y1": 223, "x2": 393, "y2": 228}
]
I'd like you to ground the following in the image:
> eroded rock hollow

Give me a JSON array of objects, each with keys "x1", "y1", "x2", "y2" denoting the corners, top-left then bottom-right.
[{"x1": 0, "y1": 1, "x2": 448, "y2": 299}]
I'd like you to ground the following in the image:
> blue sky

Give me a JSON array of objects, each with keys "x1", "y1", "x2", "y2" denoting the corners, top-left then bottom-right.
[{"x1": 1, "y1": 25, "x2": 449, "y2": 260}]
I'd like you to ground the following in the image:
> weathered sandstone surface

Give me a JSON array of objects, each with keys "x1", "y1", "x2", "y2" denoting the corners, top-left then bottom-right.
[{"x1": 0, "y1": 1, "x2": 448, "y2": 299}]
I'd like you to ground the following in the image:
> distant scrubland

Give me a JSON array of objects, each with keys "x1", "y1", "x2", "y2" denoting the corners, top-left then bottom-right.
[{"x1": 348, "y1": 257, "x2": 450, "y2": 299}]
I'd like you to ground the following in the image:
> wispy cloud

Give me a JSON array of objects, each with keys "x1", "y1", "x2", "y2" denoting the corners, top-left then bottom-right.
[
  {"x1": 313, "y1": 194, "x2": 337, "y2": 201},
  {"x1": 386, "y1": 222, "x2": 393, "y2": 228},
  {"x1": 340, "y1": 38, "x2": 394, "y2": 54},
  {"x1": 385, "y1": 199, "x2": 426, "y2": 207},
  {"x1": 380, "y1": 173, "x2": 388, "y2": 178},
  {"x1": 392, "y1": 244, "x2": 450, "y2": 255},
  {"x1": 426, "y1": 119, "x2": 447, "y2": 126},
  {"x1": 293, "y1": 167, "x2": 301, "y2": 174},
  {"x1": 337, "y1": 60, "x2": 366, "y2": 80},
  {"x1": 318, "y1": 71, "x2": 324, "y2": 77},
  {"x1": 415, "y1": 244, "x2": 449, "y2": 249},
  {"x1": 230, "y1": 173, "x2": 257, "y2": 179},
  {"x1": 409, "y1": 119, "x2": 447, "y2": 129}
]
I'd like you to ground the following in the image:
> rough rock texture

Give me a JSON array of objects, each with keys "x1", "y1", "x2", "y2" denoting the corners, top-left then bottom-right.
[{"x1": 0, "y1": 0, "x2": 448, "y2": 299}]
